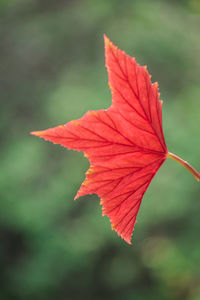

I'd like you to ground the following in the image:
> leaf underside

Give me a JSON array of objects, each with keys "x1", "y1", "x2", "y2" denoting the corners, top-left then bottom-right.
[{"x1": 31, "y1": 35, "x2": 167, "y2": 244}]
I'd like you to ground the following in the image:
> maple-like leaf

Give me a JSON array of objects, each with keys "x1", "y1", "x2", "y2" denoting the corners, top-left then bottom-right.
[{"x1": 31, "y1": 35, "x2": 200, "y2": 244}]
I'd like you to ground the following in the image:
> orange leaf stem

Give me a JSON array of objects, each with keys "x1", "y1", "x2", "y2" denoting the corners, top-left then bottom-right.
[{"x1": 167, "y1": 152, "x2": 200, "y2": 181}]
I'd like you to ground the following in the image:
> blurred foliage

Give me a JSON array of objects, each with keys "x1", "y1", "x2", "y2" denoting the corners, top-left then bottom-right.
[{"x1": 0, "y1": 0, "x2": 200, "y2": 299}]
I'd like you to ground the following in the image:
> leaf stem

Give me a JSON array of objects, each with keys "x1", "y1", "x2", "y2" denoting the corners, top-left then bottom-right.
[{"x1": 167, "y1": 152, "x2": 200, "y2": 181}]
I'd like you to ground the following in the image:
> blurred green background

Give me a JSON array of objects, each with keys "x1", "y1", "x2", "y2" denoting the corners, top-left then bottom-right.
[{"x1": 0, "y1": 0, "x2": 200, "y2": 299}]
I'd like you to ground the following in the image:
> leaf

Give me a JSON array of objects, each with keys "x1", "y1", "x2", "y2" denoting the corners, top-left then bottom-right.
[{"x1": 31, "y1": 35, "x2": 168, "y2": 244}]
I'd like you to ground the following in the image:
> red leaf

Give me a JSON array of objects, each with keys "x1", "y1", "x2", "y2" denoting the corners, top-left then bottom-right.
[{"x1": 31, "y1": 35, "x2": 168, "y2": 244}]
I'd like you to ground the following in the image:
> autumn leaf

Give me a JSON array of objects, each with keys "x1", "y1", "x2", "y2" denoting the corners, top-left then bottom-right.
[{"x1": 31, "y1": 35, "x2": 200, "y2": 244}]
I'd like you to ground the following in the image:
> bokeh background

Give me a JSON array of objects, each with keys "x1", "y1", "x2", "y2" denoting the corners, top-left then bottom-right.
[{"x1": 1, "y1": 0, "x2": 200, "y2": 299}]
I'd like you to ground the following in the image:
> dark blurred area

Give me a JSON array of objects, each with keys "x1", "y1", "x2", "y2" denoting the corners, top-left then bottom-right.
[{"x1": 0, "y1": 0, "x2": 200, "y2": 299}]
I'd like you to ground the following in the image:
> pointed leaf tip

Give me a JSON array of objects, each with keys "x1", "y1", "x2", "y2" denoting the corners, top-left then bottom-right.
[
  {"x1": 103, "y1": 34, "x2": 109, "y2": 45},
  {"x1": 30, "y1": 131, "x2": 42, "y2": 136},
  {"x1": 104, "y1": 34, "x2": 116, "y2": 51}
]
